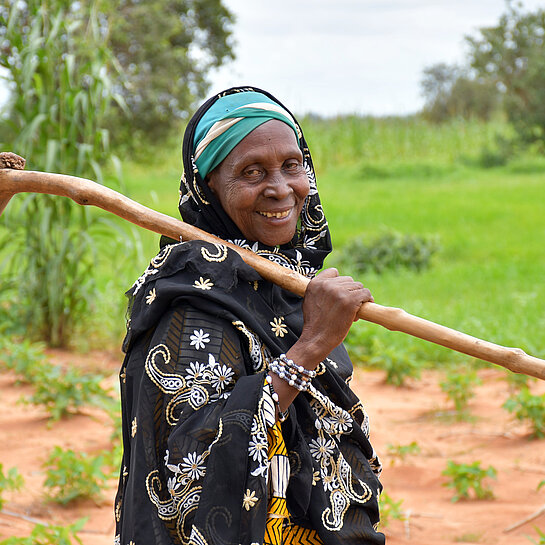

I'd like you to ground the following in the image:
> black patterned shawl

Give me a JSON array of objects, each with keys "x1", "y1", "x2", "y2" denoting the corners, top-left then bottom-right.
[{"x1": 114, "y1": 87, "x2": 384, "y2": 545}]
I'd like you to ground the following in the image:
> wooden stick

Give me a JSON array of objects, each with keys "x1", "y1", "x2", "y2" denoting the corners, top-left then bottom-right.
[
  {"x1": 1, "y1": 166, "x2": 545, "y2": 380},
  {"x1": 504, "y1": 504, "x2": 545, "y2": 533}
]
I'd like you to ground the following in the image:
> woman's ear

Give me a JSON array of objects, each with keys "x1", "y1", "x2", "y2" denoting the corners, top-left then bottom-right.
[{"x1": 207, "y1": 171, "x2": 218, "y2": 197}]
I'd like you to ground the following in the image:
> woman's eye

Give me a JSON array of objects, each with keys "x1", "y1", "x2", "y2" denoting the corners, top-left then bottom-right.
[
  {"x1": 285, "y1": 160, "x2": 302, "y2": 171},
  {"x1": 243, "y1": 167, "x2": 262, "y2": 179}
]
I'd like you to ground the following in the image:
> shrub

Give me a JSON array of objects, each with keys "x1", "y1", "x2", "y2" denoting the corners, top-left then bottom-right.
[
  {"x1": 503, "y1": 388, "x2": 545, "y2": 439},
  {"x1": 334, "y1": 230, "x2": 440, "y2": 276},
  {"x1": 0, "y1": 464, "x2": 24, "y2": 509},
  {"x1": 23, "y1": 364, "x2": 115, "y2": 422},
  {"x1": 386, "y1": 441, "x2": 421, "y2": 465},
  {"x1": 43, "y1": 447, "x2": 109, "y2": 504},
  {"x1": 504, "y1": 369, "x2": 534, "y2": 394},
  {"x1": 0, "y1": 518, "x2": 86, "y2": 545},
  {"x1": 1, "y1": 338, "x2": 48, "y2": 384},
  {"x1": 369, "y1": 339, "x2": 421, "y2": 387},
  {"x1": 439, "y1": 365, "x2": 482, "y2": 419},
  {"x1": 378, "y1": 492, "x2": 406, "y2": 528},
  {"x1": 442, "y1": 460, "x2": 496, "y2": 502}
]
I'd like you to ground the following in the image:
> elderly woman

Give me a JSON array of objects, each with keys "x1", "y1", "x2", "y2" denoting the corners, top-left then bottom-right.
[{"x1": 114, "y1": 87, "x2": 384, "y2": 545}]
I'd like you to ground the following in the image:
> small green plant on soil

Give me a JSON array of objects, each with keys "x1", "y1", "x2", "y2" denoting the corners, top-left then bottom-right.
[
  {"x1": 43, "y1": 447, "x2": 109, "y2": 504},
  {"x1": 529, "y1": 527, "x2": 545, "y2": 545},
  {"x1": 504, "y1": 369, "x2": 534, "y2": 394},
  {"x1": 439, "y1": 365, "x2": 482, "y2": 419},
  {"x1": 333, "y1": 229, "x2": 440, "y2": 276},
  {"x1": 528, "y1": 479, "x2": 545, "y2": 542},
  {"x1": 503, "y1": 388, "x2": 545, "y2": 439},
  {"x1": 386, "y1": 441, "x2": 421, "y2": 465},
  {"x1": 22, "y1": 364, "x2": 115, "y2": 422},
  {"x1": 378, "y1": 492, "x2": 405, "y2": 528},
  {"x1": 442, "y1": 460, "x2": 497, "y2": 502},
  {"x1": 1, "y1": 338, "x2": 49, "y2": 384},
  {"x1": 454, "y1": 533, "x2": 483, "y2": 543},
  {"x1": 0, "y1": 464, "x2": 24, "y2": 509},
  {"x1": 0, "y1": 518, "x2": 86, "y2": 545},
  {"x1": 369, "y1": 339, "x2": 421, "y2": 387}
]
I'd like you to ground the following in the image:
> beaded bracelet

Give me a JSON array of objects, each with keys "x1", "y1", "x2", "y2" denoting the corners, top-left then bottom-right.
[
  {"x1": 265, "y1": 374, "x2": 289, "y2": 422},
  {"x1": 269, "y1": 359, "x2": 309, "y2": 391},
  {"x1": 268, "y1": 354, "x2": 316, "y2": 392},
  {"x1": 278, "y1": 354, "x2": 317, "y2": 378}
]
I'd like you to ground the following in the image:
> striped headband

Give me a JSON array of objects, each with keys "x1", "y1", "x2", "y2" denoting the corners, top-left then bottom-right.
[{"x1": 192, "y1": 92, "x2": 301, "y2": 179}]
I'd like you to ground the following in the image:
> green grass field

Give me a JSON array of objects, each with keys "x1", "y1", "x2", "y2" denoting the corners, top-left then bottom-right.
[
  {"x1": 104, "y1": 116, "x2": 544, "y2": 367},
  {"x1": 5, "y1": 116, "x2": 544, "y2": 367}
]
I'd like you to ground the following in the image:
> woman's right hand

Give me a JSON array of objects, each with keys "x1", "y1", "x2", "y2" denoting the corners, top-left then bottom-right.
[
  {"x1": 291, "y1": 268, "x2": 374, "y2": 369},
  {"x1": 270, "y1": 268, "x2": 373, "y2": 412}
]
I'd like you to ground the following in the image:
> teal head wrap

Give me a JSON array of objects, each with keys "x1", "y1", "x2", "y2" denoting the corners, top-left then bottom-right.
[{"x1": 192, "y1": 91, "x2": 301, "y2": 179}]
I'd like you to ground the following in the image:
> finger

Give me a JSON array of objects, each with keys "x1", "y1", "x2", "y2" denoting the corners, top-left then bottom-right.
[{"x1": 317, "y1": 267, "x2": 339, "y2": 279}]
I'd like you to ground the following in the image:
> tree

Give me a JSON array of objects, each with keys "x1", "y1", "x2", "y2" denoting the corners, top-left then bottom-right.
[
  {"x1": 105, "y1": 0, "x2": 235, "y2": 142},
  {"x1": 466, "y1": 1, "x2": 545, "y2": 144},
  {"x1": 420, "y1": 63, "x2": 498, "y2": 123}
]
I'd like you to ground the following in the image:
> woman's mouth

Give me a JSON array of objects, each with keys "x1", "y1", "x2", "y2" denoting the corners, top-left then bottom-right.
[{"x1": 257, "y1": 209, "x2": 291, "y2": 219}]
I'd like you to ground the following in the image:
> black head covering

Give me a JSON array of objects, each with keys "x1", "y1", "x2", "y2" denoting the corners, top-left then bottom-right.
[{"x1": 178, "y1": 86, "x2": 332, "y2": 278}]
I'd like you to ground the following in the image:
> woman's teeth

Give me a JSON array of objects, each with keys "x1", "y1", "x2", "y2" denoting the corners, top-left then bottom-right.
[{"x1": 258, "y1": 210, "x2": 290, "y2": 218}]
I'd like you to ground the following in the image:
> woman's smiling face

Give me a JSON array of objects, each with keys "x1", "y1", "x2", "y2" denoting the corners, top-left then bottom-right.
[{"x1": 207, "y1": 120, "x2": 310, "y2": 246}]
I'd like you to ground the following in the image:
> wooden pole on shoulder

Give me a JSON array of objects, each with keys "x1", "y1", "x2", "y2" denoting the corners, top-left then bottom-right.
[{"x1": 1, "y1": 156, "x2": 544, "y2": 380}]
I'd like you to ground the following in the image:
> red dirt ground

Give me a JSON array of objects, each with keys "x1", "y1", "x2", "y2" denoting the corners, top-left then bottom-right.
[{"x1": 0, "y1": 349, "x2": 544, "y2": 544}]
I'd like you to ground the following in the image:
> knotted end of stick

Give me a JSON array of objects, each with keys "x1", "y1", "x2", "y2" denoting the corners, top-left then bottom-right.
[{"x1": 0, "y1": 152, "x2": 26, "y2": 170}]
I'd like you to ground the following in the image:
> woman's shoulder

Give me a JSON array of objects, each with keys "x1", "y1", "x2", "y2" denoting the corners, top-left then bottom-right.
[
  {"x1": 128, "y1": 239, "x2": 261, "y2": 298},
  {"x1": 122, "y1": 239, "x2": 262, "y2": 352}
]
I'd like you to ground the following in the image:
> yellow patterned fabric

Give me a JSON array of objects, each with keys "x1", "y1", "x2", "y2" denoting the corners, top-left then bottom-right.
[{"x1": 264, "y1": 422, "x2": 323, "y2": 545}]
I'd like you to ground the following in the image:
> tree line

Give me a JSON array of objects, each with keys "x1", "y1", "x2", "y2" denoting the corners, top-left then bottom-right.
[
  {"x1": 420, "y1": 1, "x2": 545, "y2": 149},
  {"x1": 0, "y1": 0, "x2": 234, "y2": 347},
  {"x1": 0, "y1": 0, "x2": 234, "y2": 152}
]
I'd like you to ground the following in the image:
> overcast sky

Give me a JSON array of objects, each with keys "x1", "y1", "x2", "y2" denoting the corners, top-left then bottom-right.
[
  {"x1": 1, "y1": 1, "x2": 543, "y2": 117},
  {"x1": 208, "y1": 0, "x2": 545, "y2": 116}
]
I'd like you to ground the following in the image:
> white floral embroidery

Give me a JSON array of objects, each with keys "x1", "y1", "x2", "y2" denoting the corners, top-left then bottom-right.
[
  {"x1": 322, "y1": 413, "x2": 351, "y2": 434},
  {"x1": 190, "y1": 329, "x2": 210, "y2": 350},
  {"x1": 321, "y1": 470, "x2": 337, "y2": 492},
  {"x1": 210, "y1": 364, "x2": 234, "y2": 393},
  {"x1": 309, "y1": 389, "x2": 354, "y2": 437},
  {"x1": 145, "y1": 288, "x2": 157, "y2": 305},
  {"x1": 226, "y1": 238, "x2": 252, "y2": 250},
  {"x1": 180, "y1": 452, "x2": 206, "y2": 481},
  {"x1": 185, "y1": 361, "x2": 207, "y2": 384},
  {"x1": 309, "y1": 436, "x2": 336, "y2": 461},
  {"x1": 304, "y1": 160, "x2": 318, "y2": 195},
  {"x1": 164, "y1": 449, "x2": 182, "y2": 474},
  {"x1": 248, "y1": 436, "x2": 267, "y2": 462},
  {"x1": 193, "y1": 277, "x2": 214, "y2": 290},
  {"x1": 232, "y1": 320, "x2": 272, "y2": 372},
  {"x1": 270, "y1": 316, "x2": 288, "y2": 338},
  {"x1": 167, "y1": 476, "x2": 181, "y2": 494},
  {"x1": 248, "y1": 418, "x2": 268, "y2": 477},
  {"x1": 292, "y1": 249, "x2": 313, "y2": 276}
]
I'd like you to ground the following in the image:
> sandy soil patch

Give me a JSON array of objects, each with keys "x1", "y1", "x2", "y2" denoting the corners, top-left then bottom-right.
[{"x1": 1, "y1": 350, "x2": 544, "y2": 544}]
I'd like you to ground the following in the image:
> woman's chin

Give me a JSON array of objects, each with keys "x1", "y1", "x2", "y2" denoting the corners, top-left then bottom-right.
[
  {"x1": 253, "y1": 223, "x2": 298, "y2": 246},
  {"x1": 251, "y1": 212, "x2": 299, "y2": 246}
]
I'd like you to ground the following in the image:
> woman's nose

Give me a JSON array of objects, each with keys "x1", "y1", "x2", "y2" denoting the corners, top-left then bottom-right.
[{"x1": 262, "y1": 172, "x2": 291, "y2": 199}]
